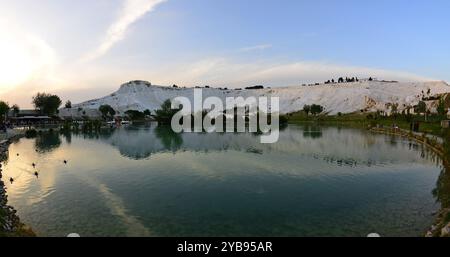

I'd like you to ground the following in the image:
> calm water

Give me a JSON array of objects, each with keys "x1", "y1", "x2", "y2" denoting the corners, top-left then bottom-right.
[{"x1": 2, "y1": 125, "x2": 444, "y2": 237}]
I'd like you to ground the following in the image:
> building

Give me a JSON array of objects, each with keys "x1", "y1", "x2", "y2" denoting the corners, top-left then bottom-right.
[{"x1": 7, "y1": 109, "x2": 53, "y2": 125}]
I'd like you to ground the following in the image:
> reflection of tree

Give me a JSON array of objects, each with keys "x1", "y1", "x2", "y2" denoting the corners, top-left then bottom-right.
[
  {"x1": 35, "y1": 131, "x2": 62, "y2": 153},
  {"x1": 433, "y1": 166, "x2": 450, "y2": 208},
  {"x1": 155, "y1": 126, "x2": 183, "y2": 151},
  {"x1": 61, "y1": 131, "x2": 72, "y2": 144},
  {"x1": 302, "y1": 125, "x2": 323, "y2": 139},
  {"x1": 433, "y1": 130, "x2": 450, "y2": 208},
  {"x1": 430, "y1": 129, "x2": 450, "y2": 236},
  {"x1": 389, "y1": 135, "x2": 398, "y2": 146}
]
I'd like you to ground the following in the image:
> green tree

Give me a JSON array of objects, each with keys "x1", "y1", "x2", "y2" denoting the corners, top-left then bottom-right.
[
  {"x1": 125, "y1": 110, "x2": 145, "y2": 121},
  {"x1": 437, "y1": 99, "x2": 448, "y2": 117},
  {"x1": 416, "y1": 101, "x2": 427, "y2": 114},
  {"x1": 143, "y1": 109, "x2": 151, "y2": 116},
  {"x1": 391, "y1": 103, "x2": 399, "y2": 116},
  {"x1": 32, "y1": 93, "x2": 62, "y2": 116},
  {"x1": 0, "y1": 101, "x2": 10, "y2": 120},
  {"x1": 303, "y1": 105, "x2": 311, "y2": 116},
  {"x1": 11, "y1": 104, "x2": 20, "y2": 117},
  {"x1": 65, "y1": 100, "x2": 72, "y2": 109},
  {"x1": 154, "y1": 99, "x2": 182, "y2": 125},
  {"x1": 310, "y1": 104, "x2": 324, "y2": 115},
  {"x1": 415, "y1": 101, "x2": 428, "y2": 121},
  {"x1": 99, "y1": 105, "x2": 116, "y2": 120}
]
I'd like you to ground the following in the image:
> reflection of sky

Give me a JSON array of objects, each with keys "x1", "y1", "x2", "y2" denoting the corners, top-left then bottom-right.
[
  {"x1": 1, "y1": 126, "x2": 443, "y2": 236},
  {"x1": 4, "y1": 138, "x2": 151, "y2": 236},
  {"x1": 101, "y1": 125, "x2": 442, "y2": 167}
]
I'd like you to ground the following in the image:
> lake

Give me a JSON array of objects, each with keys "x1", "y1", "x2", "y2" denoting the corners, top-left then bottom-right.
[{"x1": 1, "y1": 125, "x2": 444, "y2": 237}]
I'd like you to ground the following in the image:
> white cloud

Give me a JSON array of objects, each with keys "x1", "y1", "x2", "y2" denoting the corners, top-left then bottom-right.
[
  {"x1": 147, "y1": 57, "x2": 434, "y2": 87},
  {"x1": 82, "y1": 0, "x2": 166, "y2": 62},
  {"x1": 0, "y1": 22, "x2": 59, "y2": 94},
  {"x1": 239, "y1": 44, "x2": 272, "y2": 52}
]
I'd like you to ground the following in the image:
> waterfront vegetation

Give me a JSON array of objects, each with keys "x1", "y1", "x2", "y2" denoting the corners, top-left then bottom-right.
[{"x1": 288, "y1": 111, "x2": 446, "y2": 135}]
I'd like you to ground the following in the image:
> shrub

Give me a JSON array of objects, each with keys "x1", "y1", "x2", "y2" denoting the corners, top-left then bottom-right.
[
  {"x1": 310, "y1": 104, "x2": 324, "y2": 115},
  {"x1": 25, "y1": 129, "x2": 38, "y2": 138},
  {"x1": 125, "y1": 110, "x2": 145, "y2": 121}
]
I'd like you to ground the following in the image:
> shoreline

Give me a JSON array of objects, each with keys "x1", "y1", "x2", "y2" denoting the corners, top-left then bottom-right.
[
  {"x1": 0, "y1": 131, "x2": 36, "y2": 237},
  {"x1": 368, "y1": 126, "x2": 450, "y2": 237}
]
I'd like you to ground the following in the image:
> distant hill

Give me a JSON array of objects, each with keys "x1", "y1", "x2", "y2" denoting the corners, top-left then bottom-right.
[{"x1": 59, "y1": 80, "x2": 450, "y2": 118}]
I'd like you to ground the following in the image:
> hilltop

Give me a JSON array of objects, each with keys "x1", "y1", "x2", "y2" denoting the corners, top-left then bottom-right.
[{"x1": 59, "y1": 80, "x2": 450, "y2": 118}]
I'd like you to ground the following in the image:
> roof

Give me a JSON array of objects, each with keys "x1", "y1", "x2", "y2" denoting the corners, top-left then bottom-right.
[{"x1": 12, "y1": 116, "x2": 51, "y2": 120}]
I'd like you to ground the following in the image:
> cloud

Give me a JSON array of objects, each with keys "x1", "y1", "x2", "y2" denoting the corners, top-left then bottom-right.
[
  {"x1": 82, "y1": 0, "x2": 166, "y2": 62},
  {"x1": 147, "y1": 57, "x2": 434, "y2": 87},
  {"x1": 0, "y1": 22, "x2": 60, "y2": 103},
  {"x1": 239, "y1": 44, "x2": 272, "y2": 52}
]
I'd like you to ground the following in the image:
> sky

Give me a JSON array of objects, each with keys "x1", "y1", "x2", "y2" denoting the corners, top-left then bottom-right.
[{"x1": 0, "y1": 0, "x2": 449, "y2": 108}]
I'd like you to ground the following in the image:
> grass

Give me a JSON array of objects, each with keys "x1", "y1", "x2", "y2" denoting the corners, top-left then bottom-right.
[{"x1": 287, "y1": 111, "x2": 446, "y2": 136}]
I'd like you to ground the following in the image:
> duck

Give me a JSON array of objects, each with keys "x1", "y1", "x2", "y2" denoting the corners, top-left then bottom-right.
[
  {"x1": 64, "y1": 160, "x2": 68, "y2": 164},
  {"x1": 34, "y1": 172, "x2": 39, "y2": 178},
  {"x1": 16, "y1": 153, "x2": 19, "y2": 156},
  {"x1": 32, "y1": 163, "x2": 36, "y2": 168}
]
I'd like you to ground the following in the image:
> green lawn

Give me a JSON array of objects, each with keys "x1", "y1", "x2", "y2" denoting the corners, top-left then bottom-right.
[{"x1": 287, "y1": 111, "x2": 446, "y2": 136}]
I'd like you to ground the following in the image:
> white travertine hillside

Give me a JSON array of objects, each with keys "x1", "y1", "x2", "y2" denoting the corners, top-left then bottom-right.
[{"x1": 59, "y1": 80, "x2": 450, "y2": 117}]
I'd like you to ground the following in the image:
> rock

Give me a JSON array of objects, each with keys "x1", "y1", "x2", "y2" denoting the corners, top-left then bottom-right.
[{"x1": 441, "y1": 223, "x2": 450, "y2": 237}]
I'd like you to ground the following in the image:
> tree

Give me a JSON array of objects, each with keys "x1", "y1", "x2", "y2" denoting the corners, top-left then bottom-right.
[
  {"x1": 303, "y1": 105, "x2": 311, "y2": 116},
  {"x1": 310, "y1": 104, "x2": 324, "y2": 115},
  {"x1": 154, "y1": 99, "x2": 182, "y2": 125},
  {"x1": 143, "y1": 109, "x2": 151, "y2": 116},
  {"x1": 416, "y1": 101, "x2": 428, "y2": 121},
  {"x1": 99, "y1": 105, "x2": 116, "y2": 120},
  {"x1": 11, "y1": 104, "x2": 20, "y2": 117},
  {"x1": 391, "y1": 103, "x2": 399, "y2": 115},
  {"x1": 437, "y1": 99, "x2": 448, "y2": 117},
  {"x1": 0, "y1": 101, "x2": 10, "y2": 120},
  {"x1": 65, "y1": 101, "x2": 72, "y2": 109},
  {"x1": 32, "y1": 93, "x2": 62, "y2": 116},
  {"x1": 416, "y1": 101, "x2": 427, "y2": 114},
  {"x1": 125, "y1": 110, "x2": 145, "y2": 121}
]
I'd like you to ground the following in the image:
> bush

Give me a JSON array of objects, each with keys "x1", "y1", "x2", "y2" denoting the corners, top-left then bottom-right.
[
  {"x1": 25, "y1": 129, "x2": 38, "y2": 138},
  {"x1": 125, "y1": 110, "x2": 145, "y2": 121},
  {"x1": 310, "y1": 104, "x2": 324, "y2": 115},
  {"x1": 99, "y1": 105, "x2": 116, "y2": 120}
]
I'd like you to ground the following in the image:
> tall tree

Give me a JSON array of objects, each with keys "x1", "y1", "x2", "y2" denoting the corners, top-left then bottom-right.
[
  {"x1": 0, "y1": 101, "x2": 10, "y2": 120},
  {"x1": 32, "y1": 93, "x2": 62, "y2": 116},
  {"x1": 437, "y1": 99, "x2": 448, "y2": 117},
  {"x1": 416, "y1": 101, "x2": 428, "y2": 121},
  {"x1": 99, "y1": 105, "x2": 116, "y2": 120},
  {"x1": 65, "y1": 100, "x2": 72, "y2": 109},
  {"x1": 303, "y1": 105, "x2": 311, "y2": 116},
  {"x1": 11, "y1": 104, "x2": 20, "y2": 117},
  {"x1": 154, "y1": 99, "x2": 182, "y2": 125}
]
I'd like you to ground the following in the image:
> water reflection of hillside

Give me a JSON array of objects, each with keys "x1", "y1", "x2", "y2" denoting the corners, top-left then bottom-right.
[{"x1": 67, "y1": 125, "x2": 444, "y2": 169}]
